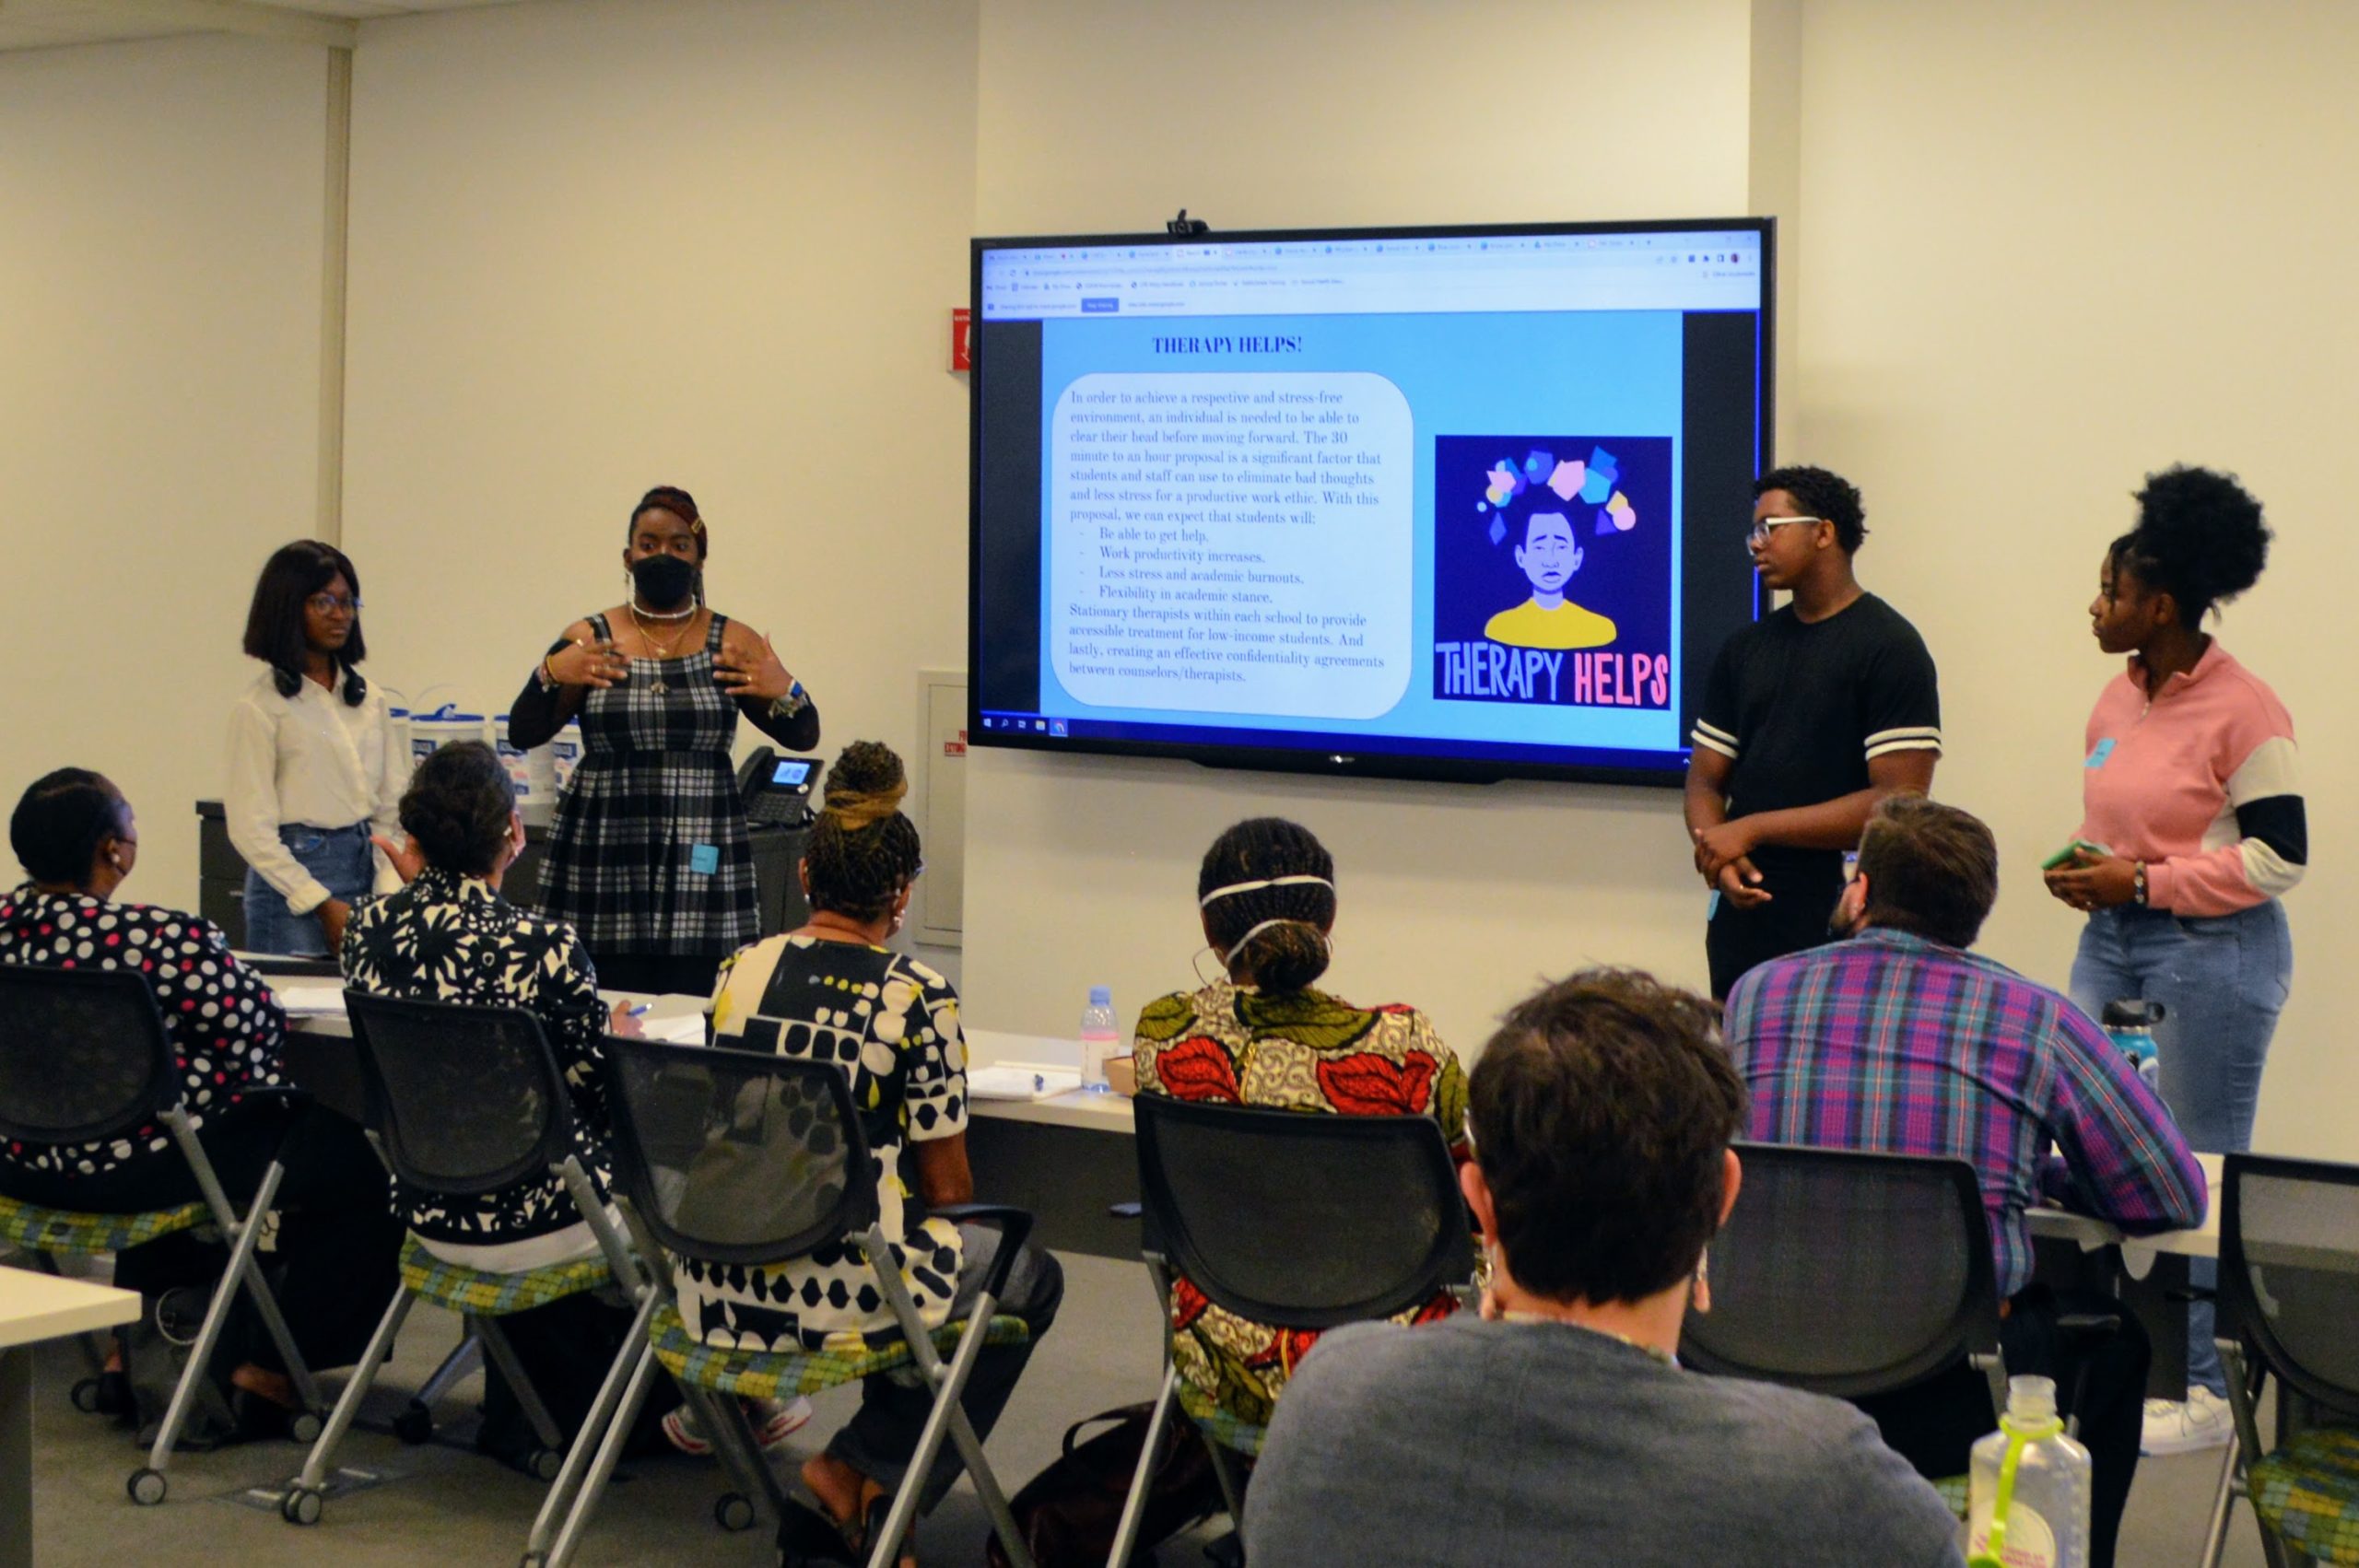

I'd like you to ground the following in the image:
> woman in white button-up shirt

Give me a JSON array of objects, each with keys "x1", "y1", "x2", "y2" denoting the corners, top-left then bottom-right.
[{"x1": 226, "y1": 541, "x2": 407, "y2": 955}]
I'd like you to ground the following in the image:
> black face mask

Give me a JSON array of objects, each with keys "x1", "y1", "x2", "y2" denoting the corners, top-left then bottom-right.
[{"x1": 630, "y1": 552, "x2": 698, "y2": 608}]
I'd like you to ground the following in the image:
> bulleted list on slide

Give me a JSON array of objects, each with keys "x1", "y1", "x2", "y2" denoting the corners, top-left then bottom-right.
[{"x1": 1047, "y1": 370, "x2": 1412, "y2": 720}]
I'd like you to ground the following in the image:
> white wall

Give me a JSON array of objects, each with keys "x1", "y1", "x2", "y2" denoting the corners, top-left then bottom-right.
[
  {"x1": 14, "y1": 1, "x2": 2353, "y2": 1160},
  {"x1": 0, "y1": 36, "x2": 328, "y2": 909},
  {"x1": 961, "y1": 0, "x2": 1766, "y2": 1053},
  {"x1": 1795, "y1": 0, "x2": 2359, "y2": 1158},
  {"x1": 339, "y1": 0, "x2": 980, "y2": 799}
]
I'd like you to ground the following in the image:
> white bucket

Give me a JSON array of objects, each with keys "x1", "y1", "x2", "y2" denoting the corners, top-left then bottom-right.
[
  {"x1": 550, "y1": 720, "x2": 583, "y2": 790},
  {"x1": 409, "y1": 703, "x2": 488, "y2": 768}
]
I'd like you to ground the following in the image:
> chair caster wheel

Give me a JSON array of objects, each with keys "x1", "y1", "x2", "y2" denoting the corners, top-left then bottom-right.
[
  {"x1": 526, "y1": 1447, "x2": 561, "y2": 1482},
  {"x1": 288, "y1": 1410, "x2": 323, "y2": 1445},
  {"x1": 71, "y1": 1376, "x2": 103, "y2": 1413},
  {"x1": 127, "y1": 1467, "x2": 167, "y2": 1505},
  {"x1": 393, "y1": 1404, "x2": 433, "y2": 1445},
  {"x1": 282, "y1": 1486, "x2": 323, "y2": 1526},
  {"x1": 714, "y1": 1491, "x2": 756, "y2": 1531}
]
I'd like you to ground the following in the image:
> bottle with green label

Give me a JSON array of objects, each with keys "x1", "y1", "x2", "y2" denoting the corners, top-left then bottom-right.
[{"x1": 1967, "y1": 1375, "x2": 2090, "y2": 1568}]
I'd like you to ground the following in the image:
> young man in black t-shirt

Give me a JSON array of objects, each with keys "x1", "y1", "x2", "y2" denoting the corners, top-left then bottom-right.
[{"x1": 1684, "y1": 466, "x2": 1942, "y2": 999}]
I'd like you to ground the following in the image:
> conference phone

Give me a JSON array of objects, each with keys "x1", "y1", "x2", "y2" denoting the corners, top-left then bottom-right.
[{"x1": 736, "y1": 747, "x2": 824, "y2": 827}]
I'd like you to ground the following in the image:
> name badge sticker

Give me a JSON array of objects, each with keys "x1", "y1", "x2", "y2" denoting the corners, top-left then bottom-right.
[
  {"x1": 2085, "y1": 738, "x2": 2118, "y2": 769},
  {"x1": 688, "y1": 843, "x2": 720, "y2": 875},
  {"x1": 1707, "y1": 890, "x2": 1722, "y2": 920}
]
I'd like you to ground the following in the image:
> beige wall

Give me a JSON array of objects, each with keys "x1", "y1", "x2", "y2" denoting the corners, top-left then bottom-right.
[
  {"x1": 9, "y1": 0, "x2": 2351, "y2": 1157},
  {"x1": 339, "y1": 0, "x2": 980, "y2": 793},
  {"x1": 0, "y1": 35, "x2": 329, "y2": 910},
  {"x1": 962, "y1": 0, "x2": 1766, "y2": 1054},
  {"x1": 1795, "y1": 0, "x2": 2358, "y2": 1157}
]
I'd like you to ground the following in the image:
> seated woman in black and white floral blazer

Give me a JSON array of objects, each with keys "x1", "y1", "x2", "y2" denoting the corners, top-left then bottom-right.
[
  {"x1": 340, "y1": 741, "x2": 619, "y2": 1270},
  {"x1": 340, "y1": 742, "x2": 697, "y2": 1461}
]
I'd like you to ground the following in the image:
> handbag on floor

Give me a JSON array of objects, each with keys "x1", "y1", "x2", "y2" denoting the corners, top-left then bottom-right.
[{"x1": 985, "y1": 1401, "x2": 1225, "y2": 1568}]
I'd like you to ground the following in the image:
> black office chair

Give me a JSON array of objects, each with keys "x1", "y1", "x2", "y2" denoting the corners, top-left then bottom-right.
[
  {"x1": 564, "y1": 1035, "x2": 1041, "y2": 1568},
  {"x1": 2201, "y1": 1153, "x2": 2359, "y2": 1568},
  {"x1": 0, "y1": 965, "x2": 323, "y2": 1504},
  {"x1": 278, "y1": 991, "x2": 649, "y2": 1532},
  {"x1": 1677, "y1": 1141, "x2": 2030, "y2": 1518},
  {"x1": 1108, "y1": 1094, "x2": 1478, "y2": 1565},
  {"x1": 1682, "y1": 1142, "x2": 2009, "y2": 1407}
]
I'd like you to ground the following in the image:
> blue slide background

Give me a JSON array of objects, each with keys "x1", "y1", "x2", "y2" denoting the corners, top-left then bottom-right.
[{"x1": 1034, "y1": 310, "x2": 1686, "y2": 750}]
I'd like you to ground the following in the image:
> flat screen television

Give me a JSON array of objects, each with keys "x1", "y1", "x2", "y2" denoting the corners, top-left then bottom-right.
[{"x1": 968, "y1": 216, "x2": 1771, "y2": 786}]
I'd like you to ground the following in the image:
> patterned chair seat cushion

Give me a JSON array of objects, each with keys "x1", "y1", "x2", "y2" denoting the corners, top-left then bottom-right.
[
  {"x1": 0, "y1": 1195, "x2": 211, "y2": 1255},
  {"x1": 2250, "y1": 1426, "x2": 2359, "y2": 1565},
  {"x1": 1176, "y1": 1375, "x2": 1267, "y2": 1457},
  {"x1": 397, "y1": 1234, "x2": 613, "y2": 1316},
  {"x1": 649, "y1": 1302, "x2": 1031, "y2": 1400}
]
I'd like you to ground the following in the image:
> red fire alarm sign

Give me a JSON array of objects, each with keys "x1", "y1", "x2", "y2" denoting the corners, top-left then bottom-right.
[{"x1": 950, "y1": 308, "x2": 971, "y2": 371}]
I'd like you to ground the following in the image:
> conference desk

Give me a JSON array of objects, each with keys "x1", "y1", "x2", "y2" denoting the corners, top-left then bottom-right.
[
  {"x1": 955, "y1": 1029, "x2": 2225, "y2": 1399},
  {"x1": 0, "y1": 1267, "x2": 139, "y2": 1568},
  {"x1": 273, "y1": 1000, "x2": 2224, "y2": 1396}
]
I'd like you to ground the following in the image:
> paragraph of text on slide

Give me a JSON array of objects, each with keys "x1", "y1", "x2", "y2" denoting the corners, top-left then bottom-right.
[{"x1": 1047, "y1": 371, "x2": 1413, "y2": 720}]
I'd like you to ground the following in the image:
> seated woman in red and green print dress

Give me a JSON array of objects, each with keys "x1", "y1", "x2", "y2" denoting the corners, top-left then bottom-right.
[{"x1": 1131, "y1": 817, "x2": 1469, "y2": 1429}]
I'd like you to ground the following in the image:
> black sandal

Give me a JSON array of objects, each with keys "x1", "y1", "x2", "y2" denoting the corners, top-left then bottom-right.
[{"x1": 776, "y1": 1497, "x2": 862, "y2": 1566}]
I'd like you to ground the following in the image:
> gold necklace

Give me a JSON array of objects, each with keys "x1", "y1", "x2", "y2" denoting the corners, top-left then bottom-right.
[{"x1": 628, "y1": 605, "x2": 698, "y2": 694}]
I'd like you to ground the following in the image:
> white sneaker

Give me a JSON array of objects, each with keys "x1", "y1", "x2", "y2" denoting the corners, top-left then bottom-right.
[{"x1": 2142, "y1": 1387, "x2": 2234, "y2": 1456}]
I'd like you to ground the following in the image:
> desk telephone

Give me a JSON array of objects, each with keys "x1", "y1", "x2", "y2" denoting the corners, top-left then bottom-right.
[{"x1": 736, "y1": 747, "x2": 823, "y2": 827}]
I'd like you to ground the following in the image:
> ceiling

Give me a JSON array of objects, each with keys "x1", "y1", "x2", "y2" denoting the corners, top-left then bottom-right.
[{"x1": 0, "y1": 0, "x2": 531, "y2": 53}]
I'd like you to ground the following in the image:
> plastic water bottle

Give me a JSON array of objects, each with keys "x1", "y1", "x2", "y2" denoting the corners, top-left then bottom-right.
[
  {"x1": 2101, "y1": 999, "x2": 2164, "y2": 1092},
  {"x1": 1967, "y1": 1375, "x2": 2091, "y2": 1568},
  {"x1": 1080, "y1": 986, "x2": 1118, "y2": 1093}
]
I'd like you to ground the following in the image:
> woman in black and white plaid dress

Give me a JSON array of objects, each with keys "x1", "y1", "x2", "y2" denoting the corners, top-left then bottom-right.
[{"x1": 508, "y1": 486, "x2": 820, "y2": 997}]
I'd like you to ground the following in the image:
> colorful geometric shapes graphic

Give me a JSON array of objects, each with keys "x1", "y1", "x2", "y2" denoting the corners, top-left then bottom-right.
[{"x1": 1546, "y1": 459, "x2": 1587, "y2": 502}]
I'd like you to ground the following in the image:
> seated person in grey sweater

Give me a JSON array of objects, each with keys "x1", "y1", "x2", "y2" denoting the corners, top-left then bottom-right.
[{"x1": 1244, "y1": 968, "x2": 1964, "y2": 1568}]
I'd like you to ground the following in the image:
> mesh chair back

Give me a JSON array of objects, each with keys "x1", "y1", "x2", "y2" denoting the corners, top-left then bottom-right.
[
  {"x1": 1133, "y1": 1094, "x2": 1473, "y2": 1329},
  {"x1": 602, "y1": 1035, "x2": 876, "y2": 1269},
  {"x1": 2222, "y1": 1153, "x2": 2359, "y2": 1418},
  {"x1": 0, "y1": 965, "x2": 180, "y2": 1144},
  {"x1": 343, "y1": 989, "x2": 576, "y2": 1196},
  {"x1": 1680, "y1": 1142, "x2": 1998, "y2": 1398}
]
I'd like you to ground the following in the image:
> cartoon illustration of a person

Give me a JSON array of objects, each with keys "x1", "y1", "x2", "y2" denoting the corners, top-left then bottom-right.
[{"x1": 1483, "y1": 509, "x2": 1618, "y2": 649}]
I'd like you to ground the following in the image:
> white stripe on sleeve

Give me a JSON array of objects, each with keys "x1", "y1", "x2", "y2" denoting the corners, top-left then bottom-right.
[
  {"x1": 2241, "y1": 838, "x2": 2306, "y2": 898},
  {"x1": 2225, "y1": 735, "x2": 2301, "y2": 806}
]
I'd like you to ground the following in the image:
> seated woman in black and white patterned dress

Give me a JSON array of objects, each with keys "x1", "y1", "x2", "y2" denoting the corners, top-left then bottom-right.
[
  {"x1": 341, "y1": 741, "x2": 794, "y2": 1458},
  {"x1": 692, "y1": 741, "x2": 1062, "y2": 1567}
]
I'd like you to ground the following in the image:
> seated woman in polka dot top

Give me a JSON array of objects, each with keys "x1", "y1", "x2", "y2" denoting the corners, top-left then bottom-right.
[
  {"x1": 694, "y1": 741, "x2": 1062, "y2": 1561},
  {"x1": 0, "y1": 768, "x2": 284, "y2": 1191},
  {"x1": 0, "y1": 767, "x2": 403, "y2": 1428}
]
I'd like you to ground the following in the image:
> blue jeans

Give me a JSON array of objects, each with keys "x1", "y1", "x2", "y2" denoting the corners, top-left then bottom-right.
[
  {"x1": 2071, "y1": 900, "x2": 2293, "y2": 1396},
  {"x1": 241, "y1": 823, "x2": 374, "y2": 955}
]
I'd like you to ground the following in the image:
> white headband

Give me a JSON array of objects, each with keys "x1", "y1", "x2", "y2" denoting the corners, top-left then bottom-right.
[
  {"x1": 1198, "y1": 873, "x2": 1334, "y2": 909},
  {"x1": 1224, "y1": 919, "x2": 1332, "y2": 967}
]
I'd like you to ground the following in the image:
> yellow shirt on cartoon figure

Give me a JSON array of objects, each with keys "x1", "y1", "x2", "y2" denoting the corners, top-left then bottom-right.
[
  {"x1": 1483, "y1": 597, "x2": 1618, "y2": 649},
  {"x1": 1485, "y1": 508, "x2": 1619, "y2": 649}
]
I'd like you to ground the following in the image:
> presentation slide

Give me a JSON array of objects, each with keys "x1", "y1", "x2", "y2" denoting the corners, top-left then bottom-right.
[{"x1": 971, "y1": 224, "x2": 1767, "y2": 784}]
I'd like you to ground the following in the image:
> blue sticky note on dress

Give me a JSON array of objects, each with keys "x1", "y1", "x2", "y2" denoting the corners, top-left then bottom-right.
[
  {"x1": 689, "y1": 843, "x2": 720, "y2": 875},
  {"x1": 2085, "y1": 738, "x2": 2117, "y2": 769}
]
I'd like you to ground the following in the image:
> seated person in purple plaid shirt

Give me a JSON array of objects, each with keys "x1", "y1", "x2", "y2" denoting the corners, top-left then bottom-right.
[{"x1": 1723, "y1": 793, "x2": 2205, "y2": 1568}]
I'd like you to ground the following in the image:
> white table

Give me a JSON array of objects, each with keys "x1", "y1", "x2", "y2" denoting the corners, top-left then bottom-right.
[
  {"x1": 0, "y1": 1267, "x2": 138, "y2": 1568},
  {"x1": 2027, "y1": 1151, "x2": 2223, "y2": 1261}
]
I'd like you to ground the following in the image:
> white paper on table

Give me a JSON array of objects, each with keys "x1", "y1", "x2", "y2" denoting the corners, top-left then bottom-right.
[
  {"x1": 967, "y1": 1063, "x2": 1082, "y2": 1101},
  {"x1": 636, "y1": 1012, "x2": 708, "y2": 1047},
  {"x1": 269, "y1": 980, "x2": 348, "y2": 1018}
]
